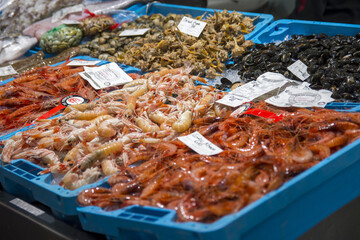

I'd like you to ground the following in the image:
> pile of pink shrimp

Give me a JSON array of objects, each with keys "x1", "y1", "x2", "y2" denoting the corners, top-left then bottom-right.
[
  {"x1": 76, "y1": 101, "x2": 360, "y2": 223},
  {"x1": 0, "y1": 67, "x2": 226, "y2": 190}
]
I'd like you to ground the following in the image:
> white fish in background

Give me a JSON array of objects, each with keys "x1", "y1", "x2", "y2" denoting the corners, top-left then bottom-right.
[
  {"x1": 0, "y1": 0, "x2": 83, "y2": 36},
  {"x1": 0, "y1": 35, "x2": 38, "y2": 64},
  {"x1": 23, "y1": 0, "x2": 146, "y2": 40}
]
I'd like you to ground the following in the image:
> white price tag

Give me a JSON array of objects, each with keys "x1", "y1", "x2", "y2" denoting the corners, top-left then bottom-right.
[
  {"x1": 119, "y1": 28, "x2": 150, "y2": 37},
  {"x1": 0, "y1": 65, "x2": 18, "y2": 76},
  {"x1": 287, "y1": 60, "x2": 310, "y2": 81},
  {"x1": 79, "y1": 62, "x2": 132, "y2": 90},
  {"x1": 178, "y1": 131, "x2": 223, "y2": 156},
  {"x1": 265, "y1": 83, "x2": 334, "y2": 108},
  {"x1": 177, "y1": 16, "x2": 207, "y2": 38},
  {"x1": 51, "y1": 4, "x2": 84, "y2": 23},
  {"x1": 67, "y1": 60, "x2": 101, "y2": 66},
  {"x1": 10, "y1": 198, "x2": 45, "y2": 216},
  {"x1": 216, "y1": 93, "x2": 249, "y2": 108},
  {"x1": 217, "y1": 72, "x2": 290, "y2": 108}
]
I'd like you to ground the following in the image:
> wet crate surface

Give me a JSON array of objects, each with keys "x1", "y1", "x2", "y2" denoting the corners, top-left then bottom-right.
[
  {"x1": 130, "y1": 3, "x2": 274, "y2": 41},
  {"x1": 77, "y1": 105, "x2": 360, "y2": 239},
  {"x1": 252, "y1": 19, "x2": 360, "y2": 44}
]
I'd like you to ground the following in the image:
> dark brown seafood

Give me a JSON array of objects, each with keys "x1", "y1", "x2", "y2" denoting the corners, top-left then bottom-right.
[
  {"x1": 77, "y1": 101, "x2": 360, "y2": 223},
  {"x1": 231, "y1": 33, "x2": 360, "y2": 101},
  {"x1": 80, "y1": 11, "x2": 256, "y2": 77}
]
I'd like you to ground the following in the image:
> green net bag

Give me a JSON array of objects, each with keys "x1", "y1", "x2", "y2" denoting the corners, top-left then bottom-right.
[{"x1": 40, "y1": 24, "x2": 83, "y2": 53}]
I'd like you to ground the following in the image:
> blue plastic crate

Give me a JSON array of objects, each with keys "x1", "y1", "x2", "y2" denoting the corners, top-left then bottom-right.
[
  {"x1": 128, "y1": 3, "x2": 273, "y2": 41},
  {"x1": 0, "y1": 55, "x2": 141, "y2": 222},
  {"x1": 76, "y1": 133, "x2": 360, "y2": 240},
  {"x1": 252, "y1": 19, "x2": 360, "y2": 44},
  {"x1": 0, "y1": 159, "x2": 109, "y2": 223},
  {"x1": 325, "y1": 102, "x2": 360, "y2": 112}
]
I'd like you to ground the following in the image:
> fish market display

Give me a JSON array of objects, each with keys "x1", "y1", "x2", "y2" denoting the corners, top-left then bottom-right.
[
  {"x1": 22, "y1": 0, "x2": 144, "y2": 40},
  {"x1": 0, "y1": 51, "x2": 45, "y2": 81},
  {"x1": 23, "y1": 11, "x2": 91, "y2": 41},
  {"x1": 40, "y1": 24, "x2": 83, "y2": 53},
  {"x1": 231, "y1": 33, "x2": 360, "y2": 101},
  {"x1": 77, "y1": 102, "x2": 360, "y2": 222},
  {"x1": 0, "y1": 0, "x2": 82, "y2": 36},
  {"x1": 80, "y1": 10, "x2": 256, "y2": 77},
  {"x1": 0, "y1": 61, "x2": 100, "y2": 133},
  {"x1": 0, "y1": 35, "x2": 38, "y2": 64},
  {"x1": 1, "y1": 68, "x2": 226, "y2": 190},
  {"x1": 0, "y1": 47, "x2": 80, "y2": 81}
]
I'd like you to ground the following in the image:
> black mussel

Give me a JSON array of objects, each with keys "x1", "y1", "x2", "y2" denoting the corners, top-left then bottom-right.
[
  {"x1": 220, "y1": 78, "x2": 232, "y2": 88},
  {"x1": 231, "y1": 33, "x2": 360, "y2": 101}
]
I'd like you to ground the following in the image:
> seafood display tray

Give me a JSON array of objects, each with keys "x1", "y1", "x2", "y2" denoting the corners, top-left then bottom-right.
[
  {"x1": 0, "y1": 55, "x2": 141, "y2": 86},
  {"x1": 127, "y1": 2, "x2": 274, "y2": 41},
  {"x1": 76, "y1": 132, "x2": 360, "y2": 240},
  {"x1": 252, "y1": 19, "x2": 360, "y2": 44},
  {"x1": 0, "y1": 159, "x2": 109, "y2": 223},
  {"x1": 325, "y1": 102, "x2": 360, "y2": 112},
  {"x1": 0, "y1": 102, "x2": 360, "y2": 238},
  {"x1": 0, "y1": 56, "x2": 141, "y2": 223}
]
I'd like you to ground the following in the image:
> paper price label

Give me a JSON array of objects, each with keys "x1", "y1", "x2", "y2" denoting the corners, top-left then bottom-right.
[
  {"x1": 216, "y1": 93, "x2": 249, "y2": 108},
  {"x1": 67, "y1": 60, "x2": 101, "y2": 66},
  {"x1": 287, "y1": 60, "x2": 310, "y2": 81},
  {"x1": 265, "y1": 83, "x2": 334, "y2": 108},
  {"x1": 10, "y1": 198, "x2": 44, "y2": 216},
  {"x1": 178, "y1": 131, "x2": 223, "y2": 156},
  {"x1": 217, "y1": 72, "x2": 290, "y2": 108},
  {"x1": 119, "y1": 28, "x2": 150, "y2": 37},
  {"x1": 0, "y1": 65, "x2": 17, "y2": 76},
  {"x1": 51, "y1": 4, "x2": 84, "y2": 23},
  {"x1": 177, "y1": 16, "x2": 207, "y2": 38},
  {"x1": 80, "y1": 62, "x2": 132, "y2": 90}
]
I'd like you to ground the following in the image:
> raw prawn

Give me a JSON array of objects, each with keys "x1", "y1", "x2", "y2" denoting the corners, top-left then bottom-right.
[{"x1": 172, "y1": 110, "x2": 192, "y2": 133}]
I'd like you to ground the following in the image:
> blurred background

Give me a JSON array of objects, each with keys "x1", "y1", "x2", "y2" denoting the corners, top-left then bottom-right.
[{"x1": 162, "y1": 0, "x2": 360, "y2": 24}]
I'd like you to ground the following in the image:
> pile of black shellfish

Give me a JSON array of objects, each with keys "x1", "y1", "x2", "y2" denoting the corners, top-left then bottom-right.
[{"x1": 231, "y1": 33, "x2": 360, "y2": 101}]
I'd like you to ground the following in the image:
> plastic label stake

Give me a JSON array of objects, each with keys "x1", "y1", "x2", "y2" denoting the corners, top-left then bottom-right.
[
  {"x1": 287, "y1": 60, "x2": 310, "y2": 81},
  {"x1": 177, "y1": 16, "x2": 207, "y2": 37},
  {"x1": 178, "y1": 131, "x2": 223, "y2": 155},
  {"x1": 119, "y1": 28, "x2": 150, "y2": 37},
  {"x1": 67, "y1": 59, "x2": 101, "y2": 66},
  {"x1": 0, "y1": 65, "x2": 17, "y2": 76}
]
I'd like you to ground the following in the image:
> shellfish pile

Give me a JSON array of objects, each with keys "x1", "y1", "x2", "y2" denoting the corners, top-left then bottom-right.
[
  {"x1": 1, "y1": 68, "x2": 226, "y2": 190},
  {"x1": 77, "y1": 101, "x2": 360, "y2": 222},
  {"x1": 231, "y1": 33, "x2": 360, "y2": 101},
  {"x1": 79, "y1": 11, "x2": 257, "y2": 78}
]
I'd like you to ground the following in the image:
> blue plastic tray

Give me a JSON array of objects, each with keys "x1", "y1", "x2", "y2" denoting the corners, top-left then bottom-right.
[
  {"x1": 77, "y1": 106, "x2": 360, "y2": 240},
  {"x1": 325, "y1": 102, "x2": 360, "y2": 112},
  {"x1": 128, "y1": 2, "x2": 274, "y2": 41},
  {"x1": 252, "y1": 19, "x2": 360, "y2": 44},
  {"x1": 0, "y1": 159, "x2": 109, "y2": 223},
  {"x1": 0, "y1": 55, "x2": 141, "y2": 222}
]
